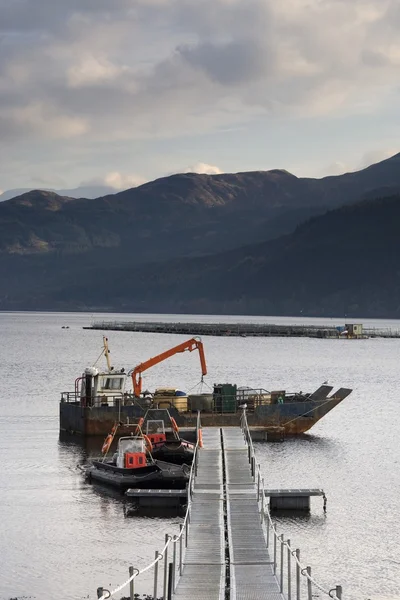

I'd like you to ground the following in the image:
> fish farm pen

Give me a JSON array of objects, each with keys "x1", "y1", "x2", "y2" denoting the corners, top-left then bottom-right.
[{"x1": 84, "y1": 320, "x2": 400, "y2": 339}]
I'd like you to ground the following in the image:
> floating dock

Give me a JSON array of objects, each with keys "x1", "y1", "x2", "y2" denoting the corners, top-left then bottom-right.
[
  {"x1": 95, "y1": 422, "x2": 343, "y2": 600},
  {"x1": 126, "y1": 488, "x2": 187, "y2": 507},
  {"x1": 265, "y1": 488, "x2": 326, "y2": 511},
  {"x1": 125, "y1": 487, "x2": 326, "y2": 511}
]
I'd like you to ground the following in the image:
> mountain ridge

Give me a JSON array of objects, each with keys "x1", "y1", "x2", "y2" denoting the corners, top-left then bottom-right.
[
  {"x1": 1, "y1": 152, "x2": 400, "y2": 260},
  {"x1": 1, "y1": 152, "x2": 400, "y2": 316}
]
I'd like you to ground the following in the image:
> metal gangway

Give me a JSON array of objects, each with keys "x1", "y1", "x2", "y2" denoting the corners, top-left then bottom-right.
[{"x1": 95, "y1": 415, "x2": 343, "y2": 600}]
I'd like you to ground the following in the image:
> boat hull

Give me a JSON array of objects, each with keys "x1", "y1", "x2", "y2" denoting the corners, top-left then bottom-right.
[
  {"x1": 87, "y1": 459, "x2": 189, "y2": 491},
  {"x1": 151, "y1": 442, "x2": 194, "y2": 465},
  {"x1": 61, "y1": 389, "x2": 351, "y2": 437}
]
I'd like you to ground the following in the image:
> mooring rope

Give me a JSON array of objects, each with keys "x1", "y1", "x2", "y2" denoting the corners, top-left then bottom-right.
[
  {"x1": 96, "y1": 436, "x2": 200, "y2": 599},
  {"x1": 281, "y1": 394, "x2": 339, "y2": 427}
]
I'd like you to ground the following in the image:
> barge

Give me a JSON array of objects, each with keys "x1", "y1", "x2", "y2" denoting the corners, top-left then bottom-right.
[{"x1": 60, "y1": 337, "x2": 352, "y2": 440}]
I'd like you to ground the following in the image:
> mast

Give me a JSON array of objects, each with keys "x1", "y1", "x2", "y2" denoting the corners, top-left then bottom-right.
[{"x1": 103, "y1": 336, "x2": 112, "y2": 372}]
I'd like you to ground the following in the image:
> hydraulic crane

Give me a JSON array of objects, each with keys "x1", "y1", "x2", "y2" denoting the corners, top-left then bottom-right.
[{"x1": 130, "y1": 337, "x2": 207, "y2": 397}]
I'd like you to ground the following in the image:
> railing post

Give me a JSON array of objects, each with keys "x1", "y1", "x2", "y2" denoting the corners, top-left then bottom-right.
[
  {"x1": 185, "y1": 514, "x2": 189, "y2": 547},
  {"x1": 179, "y1": 524, "x2": 183, "y2": 574},
  {"x1": 129, "y1": 566, "x2": 134, "y2": 600},
  {"x1": 280, "y1": 534, "x2": 284, "y2": 592},
  {"x1": 336, "y1": 585, "x2": 343, "y2": 599},
  {"x1": 287, "y1": 540, "x2": 291, "y2": 600},
  {"x1": 257, "y1": 468, "x2": 260, "y2": 502},
  {"x1": 163, "y1": 534, "x2": 169, "y2": 600},
  {"x1": 172, "y1": 536, "x2": 177, "y2": 591},
  {"x1": 153, "y1": 551, "x2": 159, "y2": 600},
  {"x1": 167, "y1": 562, "x2": 173, "y2": 600},
  {"x1": 295, "y1": 549, "x2": 300, "y2": 600},
  {"x1": 261, "y1": 478, "x2": 265, "y2": 525},
  {"x1": 273, "y1": 529, "x2": 277, "y2": 574},
  {"x1": 307, "y1": 566, "x2": 312, "y2": 600}
]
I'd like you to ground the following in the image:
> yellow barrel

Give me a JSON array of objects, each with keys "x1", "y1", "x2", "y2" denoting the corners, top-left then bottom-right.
[{"x1": 156, "y1": 400, "x2": 173, "y2": 410}]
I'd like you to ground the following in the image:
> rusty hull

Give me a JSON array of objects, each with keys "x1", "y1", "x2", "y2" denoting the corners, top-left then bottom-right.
[{"x1": 60, "y1": 389, "x2": 351, "y2": 437}]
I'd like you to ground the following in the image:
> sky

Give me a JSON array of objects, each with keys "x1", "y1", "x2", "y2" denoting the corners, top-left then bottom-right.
[{"x1": 0, "y1": 0, "x2": 399, "y2": 193}]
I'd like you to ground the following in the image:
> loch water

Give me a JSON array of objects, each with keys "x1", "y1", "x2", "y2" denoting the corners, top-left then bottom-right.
[{"x1": 0, "y1": 311, "x2": 399, "y2": 600}]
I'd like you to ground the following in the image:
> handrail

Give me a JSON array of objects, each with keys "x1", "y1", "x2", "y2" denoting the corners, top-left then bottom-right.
[
  {"x1": 95, "y1": 412, "x2": 202, "y2": 600},
  {"x1": 240, "y1": 409, "x2": 343, "y2": 600},
  {"x1": 97, "y1": 537, "x2": 171, "y2": 600}
]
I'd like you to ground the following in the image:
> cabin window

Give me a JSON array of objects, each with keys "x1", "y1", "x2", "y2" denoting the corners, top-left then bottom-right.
[{"x1": 101, "y1": 377, "x2": 124, "y2": 390}]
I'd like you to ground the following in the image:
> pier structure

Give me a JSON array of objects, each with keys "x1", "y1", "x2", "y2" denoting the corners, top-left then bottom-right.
[
  {"x1": 95, "y1": 415, "x2": 343, "y2": 600},
  {"x1": 86, "y1": 319, "x2": 400, "y2": 339}
]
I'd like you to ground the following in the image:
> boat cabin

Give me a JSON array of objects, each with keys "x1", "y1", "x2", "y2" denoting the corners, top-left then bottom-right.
[
  {"x1": 81, "y1": 366, "x2": 128, "y2": 406},
  {"x1": 146, "y1": 419, "x2": 167, "y2": 446},
  {"x1": 115, "y1": 437, "x2": 147, "y2": 469}
]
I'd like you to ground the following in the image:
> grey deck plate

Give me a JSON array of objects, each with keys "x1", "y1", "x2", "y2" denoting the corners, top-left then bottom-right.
[
  {"x1": 175, "y1": 427, "x2": 284, "y2": 600},
  {"x1": 264, "y1": 488, "x2": 325, "y2": 496},
  {"x1": 222, "y1": 428, "x2": 285, "y2": 600},
  {"x1": 230, "y1": 564, "x2": 284, "y2": 600},
  {"x1": 173, "y1": 430, "x2": 225, "y2": 598},
  {"x1": 174, "y1": 564, "x2": 225, "y2": 600}
]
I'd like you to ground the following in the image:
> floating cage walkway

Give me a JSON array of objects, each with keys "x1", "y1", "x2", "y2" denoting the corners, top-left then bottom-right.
[{"x1": 86, "y1": 319, "x2": 400, "y2": 339}]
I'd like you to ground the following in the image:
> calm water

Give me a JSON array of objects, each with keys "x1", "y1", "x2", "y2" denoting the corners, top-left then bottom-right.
[{"x1": 0, "y1": 311, "x2": 399, "y2": 600}]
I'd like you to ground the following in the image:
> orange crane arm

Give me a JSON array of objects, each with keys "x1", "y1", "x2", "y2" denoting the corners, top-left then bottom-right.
[{"x1": 131, "y1": 337, "x2": 207, "y2": 397}]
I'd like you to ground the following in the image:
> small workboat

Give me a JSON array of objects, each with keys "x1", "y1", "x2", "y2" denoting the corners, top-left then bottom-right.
[
  {"x1": 140, "y1": 409, "x2": 195, "y2": 465},
  {"x1": 86, "y1": 435, "x2": 190, "y2": 492}
]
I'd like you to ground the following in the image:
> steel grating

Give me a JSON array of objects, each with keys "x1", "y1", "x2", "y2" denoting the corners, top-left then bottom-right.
[
  {"x1": 174, "y1": 564, "x2": 225, "y2": 600},
  {"x1": 222, "y1": 428, "x2": 284, "y2": 600},
  {"x1": 230, "y1": 564, "x2": 284, "y2": 600},
  {"x1": 175, "y1": 427, "x2": 284, "y2": 599},
  {"x1": 173, "y1": 428, "x2": 225, "y2": 599}
]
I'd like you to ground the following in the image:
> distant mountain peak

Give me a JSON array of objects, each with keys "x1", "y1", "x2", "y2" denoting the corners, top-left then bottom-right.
[
  {"x1": 267, "y1": 168, "x2": 296, "y2": 177},
  {"x1": 0, "y1": 184, "x2": 116, "y2": 202},
  {"x1": 8, "y1": 189, "x2": 73, "y2": 210}
]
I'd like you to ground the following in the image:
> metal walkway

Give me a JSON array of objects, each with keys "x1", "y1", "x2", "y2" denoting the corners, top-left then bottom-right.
[
  {"x1": 95, "y1": 419, "x2": 343, "y2": 600},
  {"x1": 174, "y1": 427, "x2": 284, "y2": 600},
  {"x1": 173, "y1": 428, "x2": 225, "y2": 600}
]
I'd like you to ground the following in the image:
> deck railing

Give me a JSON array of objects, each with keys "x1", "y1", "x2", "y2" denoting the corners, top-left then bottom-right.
[
  {"x1": 61, "y1": 388, "x2": 307, "y2": 415},
  {"x1": 60, "y1": 391, "x2": 150, "y2": 409}
]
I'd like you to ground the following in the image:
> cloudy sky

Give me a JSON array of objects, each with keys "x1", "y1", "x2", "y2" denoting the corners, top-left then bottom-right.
[{"x1": 0, "y1": 0, "x2": 399, "y2": 192}]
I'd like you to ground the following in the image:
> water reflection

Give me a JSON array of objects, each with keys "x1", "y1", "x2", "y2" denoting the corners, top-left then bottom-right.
[{"x1": 2, "y1": 312, "x2": 400, "y2": 600}]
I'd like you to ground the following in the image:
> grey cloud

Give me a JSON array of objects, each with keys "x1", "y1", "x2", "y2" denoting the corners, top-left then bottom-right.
[
  {"x1": 178, "y1": 40, "x2": 271, "y2": 85},
  {"x1": 0, "y1": 0, "x2": 133, "y2": 33},
  {"x1": 0, "y1": 0, "x2": 400, "y2": 184},
  {"x1": 361, "y1": 49, "x2": 390, "y2": 67}
]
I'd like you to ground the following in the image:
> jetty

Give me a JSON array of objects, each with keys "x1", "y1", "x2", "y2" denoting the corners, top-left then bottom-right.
[
  {"x1": 95, "y1": 413, "x2": 343, "y2": 600},
  {"x1": 85, "y1": 319, "x2": 400, "y2": 339}
]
